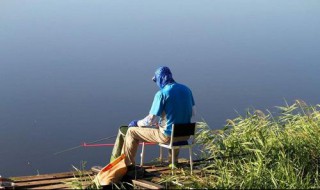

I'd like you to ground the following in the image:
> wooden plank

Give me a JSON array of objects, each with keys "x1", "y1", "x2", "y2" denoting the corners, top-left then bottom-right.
[
  {"x1": 64, "y1": 176, "x2": 95, "y2": 182},
  {"x1": 15, "y1": 175, "x2": 94, "y2": 187},
  {"x1": 11, "y1": 172, "x2": 74, "y2": 182},
  {"x1": 145, "y1": 166, "x2": 170, "y2": 173},
  {"x1": 30, "y1": 180, "x2": 93, "y2": 190},
  {"x1": 132, "y1": 179, "x2": 164, "y2": 189},
  {"x1": 11, "y1": 171, "x2": 93, "y2": 182},
  {"x1": 30, "y1": 183, "x2": 71, "y2": 190},
  {"x1": 150, "y1": 177, "x2": 163, "y2": 183},
  {"x1": 156, "y1": 169, "x2": 202, "y2": 175},
  {"x1": 15, "y1": 178, "x2": 61, "y2": 188}
]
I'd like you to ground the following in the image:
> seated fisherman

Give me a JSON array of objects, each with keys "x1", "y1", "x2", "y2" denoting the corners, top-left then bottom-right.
[{"x1": 122, "y1": 66, "x2": 196, "y2": 169}]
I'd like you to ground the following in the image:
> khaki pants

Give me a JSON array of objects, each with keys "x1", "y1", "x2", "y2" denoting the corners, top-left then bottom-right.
[{"x1": 123, "y1": 127, "x2": 171, "y2": 166}]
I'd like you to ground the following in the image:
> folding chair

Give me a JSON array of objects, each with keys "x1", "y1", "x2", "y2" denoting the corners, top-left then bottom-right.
[{"x1": 140, "y1": 123, "x2": 196, "y2": 174}]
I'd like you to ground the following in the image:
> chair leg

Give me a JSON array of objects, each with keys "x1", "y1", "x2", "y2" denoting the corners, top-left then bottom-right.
[
  {"x1": 189, "y1": 147, "x2": 193, "y2": 175},
  {"x1": 140, "y1": 142, "x2": 145, "y2": 166},
  {"x1": 159, "y1": 147, "x2": 163, "y2": 163},
  {"x1": 171, "y1": 149, "x2": 175, "y2": 175}
]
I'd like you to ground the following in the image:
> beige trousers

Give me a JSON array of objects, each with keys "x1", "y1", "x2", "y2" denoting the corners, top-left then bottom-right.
[{"x1": 123, "y1": 127, "x2": 171, "y2": 166}]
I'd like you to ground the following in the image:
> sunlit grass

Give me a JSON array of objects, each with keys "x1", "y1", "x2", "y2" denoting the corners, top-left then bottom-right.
[
  {"x1": 69, "y1": 161, "x2": 98, "y2": 189},
  {"x1": 163, "y1": 100, "x2": 320, "y2": 189}
]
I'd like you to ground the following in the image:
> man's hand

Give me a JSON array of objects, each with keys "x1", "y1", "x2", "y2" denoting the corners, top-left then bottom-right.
[{"x1": 128, "y1": 120, "x2": 139, "y2": 127}]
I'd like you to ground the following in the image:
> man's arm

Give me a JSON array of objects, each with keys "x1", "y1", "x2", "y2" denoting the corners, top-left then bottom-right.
[{"x1": 137, "y1": 114, "x2": 158, "y2": 127}]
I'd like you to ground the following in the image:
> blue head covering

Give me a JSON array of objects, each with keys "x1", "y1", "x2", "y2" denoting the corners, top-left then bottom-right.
[{"x1": 152, "y1": 66, "x2": 175, "y2": 89}]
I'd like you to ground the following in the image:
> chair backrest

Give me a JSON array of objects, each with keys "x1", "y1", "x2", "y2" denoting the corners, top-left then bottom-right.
[
  {"x1": 171, "y1": 123, "x2": 196, "y2": 137},
  {"x1": 168, "y1": 123, "x2": 196, "y2": 146}
]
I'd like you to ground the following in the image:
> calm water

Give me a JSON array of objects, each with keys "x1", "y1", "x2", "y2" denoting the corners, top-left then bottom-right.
[{"x1": 1, "y1": 0, "x2": 319, "y2": 177}]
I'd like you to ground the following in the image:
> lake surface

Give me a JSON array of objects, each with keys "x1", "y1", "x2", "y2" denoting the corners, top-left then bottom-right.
[{"x1": 0, "y1": 0, "x2": 319, "y2": 177}]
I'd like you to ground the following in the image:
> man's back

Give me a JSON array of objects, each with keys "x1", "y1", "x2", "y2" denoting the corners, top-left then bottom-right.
[
  {"x1": 153, "y1": 82, "x2": 195, "y2": 136},
  {"x1": 162, "y1": 83, "x2": 194, "y2": 123}
]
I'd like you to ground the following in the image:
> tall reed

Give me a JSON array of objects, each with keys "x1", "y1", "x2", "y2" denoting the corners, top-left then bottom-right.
[{"x1": 192, "y1": 101, "x2": 320, "y2": 189}]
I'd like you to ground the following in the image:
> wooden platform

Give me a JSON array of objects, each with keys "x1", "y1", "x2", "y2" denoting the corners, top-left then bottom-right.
[
  {"x1": 10, "y1": 170, "x2": 95, "y2": 189},
  {"x1": 9, "y1": 169, "x2": 167, "y2": 189},
  {"x1": 8, "y1": 160, "x2": 197, "y2": 189}
]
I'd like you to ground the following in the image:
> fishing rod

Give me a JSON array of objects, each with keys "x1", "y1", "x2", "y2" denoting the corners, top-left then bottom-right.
[
  {"x1": 82, "y1": 142, "x2": 156, "y2": 147},
  {"x1": 23, "y1": 135, "x2": 120, "y2": 175},
  {"x1": 53, "y1": 135, "x2": 117, "y2": 156},
  {"x1": 54, "y1": 133, "x2": 158, "y2": 155}
]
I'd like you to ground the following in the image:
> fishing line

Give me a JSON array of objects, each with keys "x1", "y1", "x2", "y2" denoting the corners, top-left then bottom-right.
[
  {"x1": 20, "y1": 135, "x2": 117, "y2": 175},
  {"x1": 53, "y1": 135, "x2": 117, "y2": 156}
]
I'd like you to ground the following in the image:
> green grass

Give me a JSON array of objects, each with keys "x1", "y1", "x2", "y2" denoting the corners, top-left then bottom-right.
[
  {"x1": 69, "y1": 161, "x2": 98, "y2": 189},
  {"x1": 163, "y1": 100, "x2": 320, "y2": 189}
]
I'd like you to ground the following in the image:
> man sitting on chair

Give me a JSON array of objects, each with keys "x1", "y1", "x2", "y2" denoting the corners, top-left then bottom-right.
[{"x1": 123, "y1": 66, "x2": 196, "y2": 170}]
